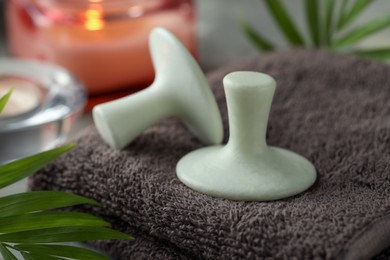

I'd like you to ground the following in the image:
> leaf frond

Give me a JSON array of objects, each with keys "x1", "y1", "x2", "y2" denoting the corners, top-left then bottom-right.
[
  {"x1": 264, "y1": 0, "x2": 305, "y2": 46},
  {"x1": 240, "y1": 20, "x2": 274, "y2": 51},
  {"x1": 0, "y1": 144, "x2": 75, "y2": 189}
]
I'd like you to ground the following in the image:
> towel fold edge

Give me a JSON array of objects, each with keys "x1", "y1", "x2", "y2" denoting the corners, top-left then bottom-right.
[{"x1": 344, "y1": 212, "x2": 390, "y2": 260}]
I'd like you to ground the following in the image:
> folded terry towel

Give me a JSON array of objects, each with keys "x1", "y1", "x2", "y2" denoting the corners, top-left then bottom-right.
[{"x1": 30, "y1": 50, "x2": 390, "y2": 259}]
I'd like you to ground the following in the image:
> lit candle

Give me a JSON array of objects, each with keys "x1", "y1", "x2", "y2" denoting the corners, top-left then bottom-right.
[
  {"x1": 0, "y1": 77, "x2": 42, "y2": 117},
  {"x1": 6, "y1": 0, "x2": 196, "y2": 96}
]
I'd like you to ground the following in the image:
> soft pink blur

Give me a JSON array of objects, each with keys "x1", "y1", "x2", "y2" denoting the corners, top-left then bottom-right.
[{"x1": 7, "y1": 0, "x2": 196, "y2": 95}]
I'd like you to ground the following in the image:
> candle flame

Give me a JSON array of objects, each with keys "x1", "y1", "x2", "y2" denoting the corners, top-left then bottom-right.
[{"x1": 84, "y1": 6, "x2": 104, "y2": 31}]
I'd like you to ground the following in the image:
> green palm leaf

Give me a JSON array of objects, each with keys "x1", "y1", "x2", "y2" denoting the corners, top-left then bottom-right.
[
  {"x1": 0, "y1": 191, "x2": 99, "y2": 217},
  {"x1": 0, "y1": 144, "x2": 75, "y2": 188},
  {"x1": 0, "y1": 92, "x2": 134, "y2": 260},
  {"x1": 21, "y1": 252, "x2": 64, "y2": 260},
  {"x1": 305, "y1": 0, "x2": 321, "y2": 47},
  {"x1": 15, "y1": 244, "x2": 107, "y2": 260},
  {"x1": 0, "y1": 89, "x2": 12, "y2": 114},
  {"x1": 0, "y1": 244, "x2": 17, "y2": 260},
  {"x1": 324, "y1": 0, "x2": 336, "y2": 45},
  {"x1": 242, "y1": 0, "x2": 389, "y2": 56},
  {"x1": 337, "y1": 0, "x2": 350, "y2": 30},
  {"x1": 0, "y1": 212, "x2": 109, "y2": 233},
  {"x1": 334, "y1": 16, "x2": 390, "y2": 48},
  {"x1": 20, "y1": 252, "x2": 34, "y2": 260},
  {"x1": 240, "y1": 20, "x2": 274, "y2": 51},
  {"x1": 338, "y1": 0, "x2": 373, "y2": 30},
  {"x1": 0, "y1": 227, "x2": 133, "y2": 243},
  {"x1": 353, "y1": 48, "x2": 390, "y2": 60},
  {"x1": 264, "y1": 0, "x2": 305, "y2": 46}
]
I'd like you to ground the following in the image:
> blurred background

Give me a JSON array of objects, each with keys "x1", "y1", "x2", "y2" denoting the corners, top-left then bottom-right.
[
  {"x1": 198, "y1": 0, "x2": 390, "y2": 69},
  {"x1": 1, "y1": 0, "x2": 389, "y2": 70},
  {"x1": 0, "y1": 0, "x2": 6, "y2": 55}
]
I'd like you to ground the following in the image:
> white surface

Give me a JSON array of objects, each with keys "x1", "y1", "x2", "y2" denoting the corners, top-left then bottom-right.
[
  {"x1": 93, "y1": 28, "x2": 223, "y2": 149},
  {"x1": 177, "y1": 72, "x2": 316, "y2": 201}
]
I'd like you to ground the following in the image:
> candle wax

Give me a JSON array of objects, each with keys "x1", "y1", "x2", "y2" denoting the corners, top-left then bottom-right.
[{"x1": 7, "y1": 1, "x2": 196, "y2": 95}]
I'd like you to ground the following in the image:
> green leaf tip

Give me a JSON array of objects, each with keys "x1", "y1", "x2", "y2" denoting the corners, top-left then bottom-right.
[
  {"x1": 353, "y1": 48, "x2": 390, "y2": 61},
  {"x1": 336, "y1": 0, "x2": 350, "y2": 30},
  {"x1": 0, "y1": 226, "x2": 134, "y2": 243},
  {"x1": 264, "y1": 0, "x2": 305, "y2": 46},
  {"x1": 334, "y1": 16, "x2": 390, "y2": 48},
  {"x1": 0, "y1": 243, "x2": 17, "y2": 260},
  {"x1": 240, "y1": 20, "x2": 274, "y2": 51},
  {"x1": 338, "y1": 0, "x2": 373, "y2": 30},
  {"x1": 0, "y1": 89, "x2": 13, "y2": 114},
  {"x1": 14, "y1": 244, "x2": 109, "y2": 260},
  {"x1": 0, "y1": 144, "x2": 76, "y2": 189},
  {"x1": 0, "y1": 211, "x2": 110, "y2": 234},
  {"x1": 305, "y1": 0, "x2": 321, "y2": 47},
  {"x1": 0, "y1": 191, "x2": 100, "y2": 217},
  {"x1": 324, "y1": 0, "x2": 336, "y2": 46}
]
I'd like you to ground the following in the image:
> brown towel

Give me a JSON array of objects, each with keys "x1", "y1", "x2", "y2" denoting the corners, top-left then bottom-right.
[{"x1": 30, "y1": 50, "x2": 390, "y2": 260}]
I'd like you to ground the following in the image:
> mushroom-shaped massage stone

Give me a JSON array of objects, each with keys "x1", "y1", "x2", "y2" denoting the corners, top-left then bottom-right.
[
  {"x1": 93, "y1": 28, "x2": 223, "y2": 149},
  {"x1": 177, "y1": 71, "x2": 317, "y2": 201}
]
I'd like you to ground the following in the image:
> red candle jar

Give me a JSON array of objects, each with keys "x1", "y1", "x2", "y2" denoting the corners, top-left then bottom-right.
[{"x1": 6, "y1": 0, "x2": 196, "y2": 95}]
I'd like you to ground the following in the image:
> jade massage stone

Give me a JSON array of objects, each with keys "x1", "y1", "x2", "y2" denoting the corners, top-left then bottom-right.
[
  {"x1": 93, "y1": 28, "x2": 223, "y2": 149},
  {"x1": 177, "y1": 71, "x2": 317, "y2": 201}
]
